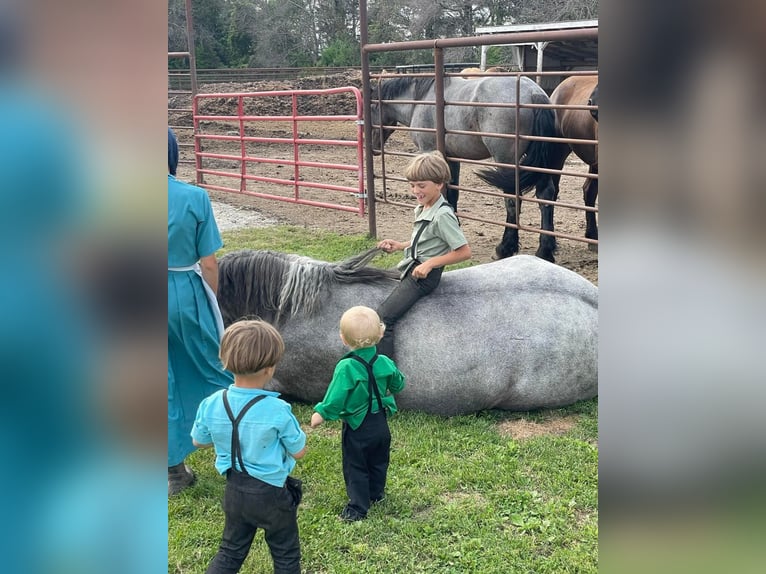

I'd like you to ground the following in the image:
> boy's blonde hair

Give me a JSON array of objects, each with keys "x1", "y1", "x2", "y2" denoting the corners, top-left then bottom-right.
[
  {"x1": 219, "y1": 320, "x2": 285, "y2": 375},
  {"x1": 339, "y1": 306, "x2": 385, "y2": 349},
  {"x1": 404, "y1": 150, "x2": 451, "y2": 184}
]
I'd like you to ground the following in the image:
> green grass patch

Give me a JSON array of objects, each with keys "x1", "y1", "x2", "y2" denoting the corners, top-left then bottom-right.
[
  {"x1": 169, "y1": 226, "x2": 597, "y2": 573},
  {"x1": 170, "y1": 404, "x2": 598, "y2": 574},
  {"x1": 218, "y1": 224, "x2": 474, "y2": 271}
]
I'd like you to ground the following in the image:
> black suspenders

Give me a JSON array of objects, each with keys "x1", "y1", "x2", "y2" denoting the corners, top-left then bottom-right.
[
  {"x1": 347, "y1": 353, "x2": 384, "y2": 414},
  {"x1": 222, "y1": 390, "x2": 266, "y2": 475}
]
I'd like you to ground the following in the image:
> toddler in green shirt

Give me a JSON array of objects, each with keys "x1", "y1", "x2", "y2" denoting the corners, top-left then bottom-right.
[{"x1": 311, "y1": 306, "x2": 405, "y2": 521}]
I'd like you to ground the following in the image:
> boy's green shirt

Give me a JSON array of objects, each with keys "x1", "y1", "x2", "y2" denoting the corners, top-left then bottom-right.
[{"x1": 313, "y1": 346, "x2": 405, "y2": 430}]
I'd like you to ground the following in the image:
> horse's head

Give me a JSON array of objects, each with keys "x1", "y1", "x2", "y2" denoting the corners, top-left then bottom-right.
[
  {"x1": 587, "y1": 84, "x2": 599, "y2": 122},
  {"x1": 369, "y1": 79, "x2": 397, "y2": 154}
]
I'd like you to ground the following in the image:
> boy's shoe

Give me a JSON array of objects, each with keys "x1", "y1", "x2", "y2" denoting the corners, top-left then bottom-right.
[
  {"x1": 338, "y1": 506, "x2": 366, "y2": 522},
  {"x1": 168, "y1": 463, "x2": 196, "y2": 496}
]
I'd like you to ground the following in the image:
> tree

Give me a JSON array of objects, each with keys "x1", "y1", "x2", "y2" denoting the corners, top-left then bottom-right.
[
  {"x1": 516, "y1": 0, "x2": 599, "y2": 23},
  {"x1": 318, "y1": 38, "x2": 361, "y2": 66},
  {"x1": 166, "y1": 0, "x2": 598, "y2": 69}
]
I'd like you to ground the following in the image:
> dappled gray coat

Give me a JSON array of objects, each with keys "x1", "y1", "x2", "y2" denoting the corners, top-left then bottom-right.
[{"x1": 218, "y1": 249, "x2": 597, "y2": 416}]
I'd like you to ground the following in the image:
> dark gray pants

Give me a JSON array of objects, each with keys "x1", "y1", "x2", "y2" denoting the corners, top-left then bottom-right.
[
  {"x1": 376, "y1": 267, "x2": 442, "y2": 359},
  {"x1": 206, "y1": 470, "x2": 300, "y2": 574}
]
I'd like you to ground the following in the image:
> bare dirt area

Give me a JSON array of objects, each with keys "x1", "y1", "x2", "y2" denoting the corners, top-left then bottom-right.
[{"x1": 171, "y1": 73, "x2": 598, "y2": 284}]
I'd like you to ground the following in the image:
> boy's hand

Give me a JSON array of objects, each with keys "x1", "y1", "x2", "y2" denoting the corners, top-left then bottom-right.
[{"x1": 310, "y1": 412, "x2": 324, "y2": 428}]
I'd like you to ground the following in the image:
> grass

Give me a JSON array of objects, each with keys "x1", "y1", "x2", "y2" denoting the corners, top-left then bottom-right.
[
  {"x1": 168, "y1": 226, "x2": 598, "y2": 573},
  {"x1": 217, "y1": 225, "x2": 474, "y2": 271}
]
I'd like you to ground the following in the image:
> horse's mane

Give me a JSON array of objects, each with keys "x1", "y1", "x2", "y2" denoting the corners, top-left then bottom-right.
[
  {"x1": 218, "y1": 248, "x2": 398, "y2": 326},
  {"x1": 380, "y1": 76, "x2": 436, "y2": 102}
]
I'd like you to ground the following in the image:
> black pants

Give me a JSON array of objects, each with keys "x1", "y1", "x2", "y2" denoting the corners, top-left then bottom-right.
[
  {"x1": 342, "y1": 410, "x2": 391, "y2": 516},
  {"x1": 376, "y1": 266, "x2": 442, "y2": 359},
  {"x1": 206, "y1": 470, "x2": 300, "y2": 574}
]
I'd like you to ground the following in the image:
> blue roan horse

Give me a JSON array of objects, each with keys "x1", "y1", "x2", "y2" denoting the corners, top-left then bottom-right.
[
  {"x1": 218, "y1": 249, "x2": 598, "y2": 416},
  {"x1": 370, "y1": 75, "x2": 570, "y2": 262}
]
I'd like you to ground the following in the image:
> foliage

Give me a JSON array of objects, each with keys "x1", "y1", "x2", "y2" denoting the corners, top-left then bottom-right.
[
  {"x1": 168, "y1": 0, "x2": 598, "y2": 69},
  {"x1": 318, "y1": 38, "x2": 361, "y2": 67}
]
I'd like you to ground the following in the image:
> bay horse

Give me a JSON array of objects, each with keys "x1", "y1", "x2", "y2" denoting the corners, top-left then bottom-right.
[
  {"x1": 217, "y1": 248, "x2": 598, "y2": 415},
  {"x1": 370, "y1": 75, "x2": 570, "y2": 262},
  {"x1": 459, "y1": 66, "x2": 501, "y2": 78},
  {"x1": 550, "y1": 75, "x2": 599, "y2": 249}
]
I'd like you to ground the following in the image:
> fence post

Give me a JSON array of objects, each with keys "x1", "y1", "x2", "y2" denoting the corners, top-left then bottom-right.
[{"x1": 360, "y1": 0, "x2": 377, "y2": 237}]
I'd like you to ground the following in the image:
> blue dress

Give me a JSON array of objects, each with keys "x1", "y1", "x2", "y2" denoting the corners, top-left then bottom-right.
[{"x1": 168, "y1": 174, "x2": 234, "y2": 466}]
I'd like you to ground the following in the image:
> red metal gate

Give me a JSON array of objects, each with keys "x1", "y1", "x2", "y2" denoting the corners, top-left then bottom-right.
[{"x1": 193, "y1": 87, "x2": 366, "y2": 216}]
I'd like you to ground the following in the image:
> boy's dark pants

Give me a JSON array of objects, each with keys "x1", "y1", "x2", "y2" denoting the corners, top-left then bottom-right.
[
  {"x1": 342, "y1": 410, "x2": 391, "y2": 516},
  {"x1": 377, "y1": 267, "x2": 442, "y2": 359},
  {"x1": 206, "y1": 470, "x2": 300, "y2": 574}
]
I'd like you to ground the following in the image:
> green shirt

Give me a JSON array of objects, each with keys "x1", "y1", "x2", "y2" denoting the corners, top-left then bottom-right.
[
  {"x1": 397, "y1": 195, "x2": 467, "y2": 273},
  {"x1": 314, "y1": 346, "x2": 406, "y2": 430}
]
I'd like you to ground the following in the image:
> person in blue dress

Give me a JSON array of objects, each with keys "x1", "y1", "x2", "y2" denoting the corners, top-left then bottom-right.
[{"x1": 168, "y1": 127, "x2": 234, "y2": 495}]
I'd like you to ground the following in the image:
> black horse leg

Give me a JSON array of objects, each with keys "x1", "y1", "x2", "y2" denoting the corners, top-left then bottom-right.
[
  {"x1": 495, "y1": 196, "x2": 520, "y2": 259},
  {"x1": 535, "y1": 176, "x2": 558, "y2": 263},
  {"x1": 584, "y1": 165, "x2": 598, "y2": 250},
  {"x1": 444, "y1": 160, "x2": 460, "y2": 211}
]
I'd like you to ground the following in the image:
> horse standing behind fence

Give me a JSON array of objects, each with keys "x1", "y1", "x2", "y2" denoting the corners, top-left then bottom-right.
[
  {"x1": 217, "y1": 248, "x2": 598, "y2": 416},
  {"x1": 550, "y1": 75, "x2": 599, "y2": 248},
  {"x1": 370, "y1": 75, "x2": 570, "y2": 262},
  {"x1": 458, "y1": 66, "x2": 502, "y2": 78}
]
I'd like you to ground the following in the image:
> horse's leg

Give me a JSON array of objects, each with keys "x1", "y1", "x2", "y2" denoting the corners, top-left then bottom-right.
[
  {"x1": 494, "y1": 196, "x2": 520, "y2": 260},
  {"x1": 533, "y1": 137, "x2": 570, "y2": 263},
  {"x1": 535, "y1": 175, "x2": 558, "y2": 263},
  {"x1": 445, "y1": 160, "x2": 460, "y2": 210},
  {"x1": 584, "y1": 164, "x2": 599, "y2": 250}
]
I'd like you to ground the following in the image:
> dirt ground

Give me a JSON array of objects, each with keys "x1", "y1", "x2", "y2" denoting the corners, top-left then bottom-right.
[{"x1": 171, "y1": 74, "x2": 598, "y2": 284}]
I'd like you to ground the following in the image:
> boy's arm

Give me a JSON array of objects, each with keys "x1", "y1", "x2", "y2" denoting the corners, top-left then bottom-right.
[
  {"x1": 190, "y1": 396, "x2": 214, "y2": 448},
  {"x1": 388, "y1": 368, "x2": 406, "y2": 394},
  {"x1": 310, "y1": 412, "x2": 324, "y2": 428},
  {"x1": 291, "y1": 446, "x2": 307, "y2": 459},
  {"x1": 279, "y1": 405, "x2": 308, "y2": 459},
  {"x1": 313, "y1": 361, "x2": 354, "y2": 422},
  {"x1": 414, "y1": 243, "x2": 471, "y2": 277}
]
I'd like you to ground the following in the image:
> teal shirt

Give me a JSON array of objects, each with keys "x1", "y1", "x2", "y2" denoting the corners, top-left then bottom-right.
[
  {"x1": 314, "y1": 347, "x2": 406, "y2": 430},
  {"x1": 191, "y1": 386, "x2": 306, "y2": 487}
]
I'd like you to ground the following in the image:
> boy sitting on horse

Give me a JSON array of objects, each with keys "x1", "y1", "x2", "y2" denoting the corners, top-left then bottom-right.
[{"x1": 376, "y1": 150, "x2": 472, "y2": 359}]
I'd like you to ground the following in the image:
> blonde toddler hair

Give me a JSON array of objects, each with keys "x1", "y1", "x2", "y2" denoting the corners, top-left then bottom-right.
[
  {"x1": 219, "y1": 319, "x2": 285, "y2": 375},
  {"x1": 340, "y1": 306, "x2": 385, "y2": 349}
]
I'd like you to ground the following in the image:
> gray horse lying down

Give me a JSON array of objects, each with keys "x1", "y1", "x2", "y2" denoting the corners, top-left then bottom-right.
[{"x1": 217, "y1": 249, "x2": 598, "y2": 416}]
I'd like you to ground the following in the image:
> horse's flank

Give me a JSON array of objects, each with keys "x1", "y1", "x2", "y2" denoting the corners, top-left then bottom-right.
[
  {"x1": 217, "y1": 249, "x2": 598, "y2": 415},
  {"x1": 550, "y1": 75, "x2": 599, "y2": 246}
]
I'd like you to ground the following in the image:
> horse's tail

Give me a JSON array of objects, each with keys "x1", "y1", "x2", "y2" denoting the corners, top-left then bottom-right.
[{"x1": 475, "y1": 105, "x2": 558, "y2": 195}]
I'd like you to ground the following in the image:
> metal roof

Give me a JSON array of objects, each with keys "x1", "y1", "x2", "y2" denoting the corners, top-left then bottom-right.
[{"x1": 475, "y1": 19, "x2": 598, "y2": 69}]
